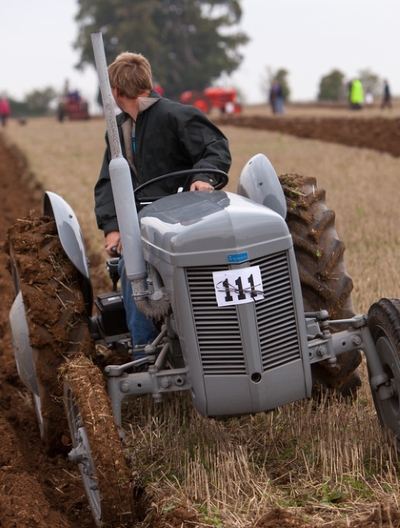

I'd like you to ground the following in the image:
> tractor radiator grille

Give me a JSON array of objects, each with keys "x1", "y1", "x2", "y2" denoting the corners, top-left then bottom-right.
[
  {"x1": 252, "y1": 253, "x2": 301, "y2": 370},
  {"x1": 185, "y1": 251, "x2": 301, "y2": 375},
  {"x1": 186, "y1": 265, "x2": 244, "y2": 374}
]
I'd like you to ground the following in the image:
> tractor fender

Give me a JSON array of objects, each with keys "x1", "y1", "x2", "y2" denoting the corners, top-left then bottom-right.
[
  {"x1": 237, "y1": 153, "x2": 287, "y2": 219},
  {"x1": 43, "y1": 191, "x2": 93, "y2": 312},
  {"x1": 9, "y1": 292, "x2": 39, "y2": 395}
]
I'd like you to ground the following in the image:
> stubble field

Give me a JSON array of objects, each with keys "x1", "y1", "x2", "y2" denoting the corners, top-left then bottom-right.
[{"x1": 1, "y1": 102, "x2": 400, "y2": 527}]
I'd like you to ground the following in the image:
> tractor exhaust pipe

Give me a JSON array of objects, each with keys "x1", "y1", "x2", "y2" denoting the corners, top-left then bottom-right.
[{"x1": 91, "y1": 32, "x2": 169, "y2": 320}]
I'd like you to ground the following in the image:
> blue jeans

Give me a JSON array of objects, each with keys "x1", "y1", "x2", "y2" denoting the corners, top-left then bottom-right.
[
  {"x1": 276, "y1": 97, "x2": 284, "y2": 114},
  {"x1": 118, "y1": 257, "x2": 159, "y2": 358}
]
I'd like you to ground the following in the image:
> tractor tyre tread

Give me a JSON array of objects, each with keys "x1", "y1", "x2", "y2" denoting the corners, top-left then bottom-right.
[{"x1": 279, "y1": 173, "x2": 362, "y2": 397}]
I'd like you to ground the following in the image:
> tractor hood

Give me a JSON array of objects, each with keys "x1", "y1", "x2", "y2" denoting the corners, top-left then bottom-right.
[{"x1": 139, "y1": 190, "x2": 292, "y2": 267}]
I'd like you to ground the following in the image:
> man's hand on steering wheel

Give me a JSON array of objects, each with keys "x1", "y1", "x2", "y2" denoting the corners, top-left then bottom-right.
[
  {"x1": 190, "y1": 180, "x2": 214, "y2": 191},
  {"x1": 134, "y1": 168, "x2": 229, "y2": 206}
]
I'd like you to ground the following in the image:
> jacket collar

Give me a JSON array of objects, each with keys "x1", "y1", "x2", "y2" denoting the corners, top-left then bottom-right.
[
  {"x1": 116, "y1": 89, "x2": 161, "y2": 125},
  {"x1": 119, "y1": 89, "x2": 161, "y2": 177}
]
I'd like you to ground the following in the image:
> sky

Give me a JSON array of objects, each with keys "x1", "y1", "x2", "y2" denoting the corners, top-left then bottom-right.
[{"x1": 1, "y1": 0, "x2": 399, "y2": 109}]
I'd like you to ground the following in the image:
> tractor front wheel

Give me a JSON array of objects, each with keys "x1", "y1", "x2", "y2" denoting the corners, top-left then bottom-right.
[
  {"x1": 63, "y1": 355, "x2": 136, "y2": 527},
  {"x1": 367, "y1": 298, "x2": 400, "y2": 452}
]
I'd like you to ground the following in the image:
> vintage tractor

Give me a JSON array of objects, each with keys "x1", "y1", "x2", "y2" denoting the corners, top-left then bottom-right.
[
  {"x1": 57, "y1": 90, "x2": 90, "y2": 122},
  {"x1": 180, "y1": 86, "x2": 241, "y2": 115},
  {"x1": 6, "y1": 34, "x2": 400, "y2": 526}
]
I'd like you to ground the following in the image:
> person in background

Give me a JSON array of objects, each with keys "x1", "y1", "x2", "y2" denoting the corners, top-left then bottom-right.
[
  {"x1": 269, "y1": 82, "x2": 277, "y2": 113},
  {"x1": 349, "y1": 79, "x2": 364, "y2": 110},
  {"x1": 0, "y1": 95, "x2": 11, "y2": 126},
  {"x1": 381, "y1": 80, "x2": 392, "y2": 109},
  {"x1": 94, "y1": 52, "x2": 231, "y2": 363},
  {"x1": 274, "y1": 81, "x2": 284, "y2": 114},
  {"x1": 153, "y1": 81, "x2": 164, "y2": 96},
  {"x1": 269, "y1": 80, "x2": 284, "y2": 114}
]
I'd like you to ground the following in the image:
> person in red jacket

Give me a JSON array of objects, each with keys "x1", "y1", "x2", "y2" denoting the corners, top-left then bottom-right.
[{"x1": 0, "y1": 96, "x2": 11, "y2": 127}]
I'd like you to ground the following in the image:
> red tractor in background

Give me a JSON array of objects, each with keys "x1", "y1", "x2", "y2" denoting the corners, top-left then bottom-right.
[
  {"x1": 179, "y1": 87, "x2": 241, "y2": 115},
  {"x1": 57, "y1": 90, "x2": 90, "y2": 122}
]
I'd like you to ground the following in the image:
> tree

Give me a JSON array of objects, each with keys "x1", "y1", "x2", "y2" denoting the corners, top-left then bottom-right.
[
  {"x1": 19, "y1": 88, "x2": 58, "y2": 116},
  {"x1": 7, "y1": 98, "x2": 30, "y2": 118},
  {"x1": 5, "y1": 89, "x2": 58, "y2": 119},
  {"x1": 74, "y1": 0, "x2": 249, "y2": 99},
  {"x1": 274, "y1": 69, "x2": 290, "y2": 101},
  {"x1": 318, "y1": 69, "x2": 346, "y2": 101}
]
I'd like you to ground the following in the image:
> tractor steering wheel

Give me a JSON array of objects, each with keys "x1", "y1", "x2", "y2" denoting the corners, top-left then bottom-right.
[{"x1": 134, "y1": 168, "x2": 229, "y2": 206}]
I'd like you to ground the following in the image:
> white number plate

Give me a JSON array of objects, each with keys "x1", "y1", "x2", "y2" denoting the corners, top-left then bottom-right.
[{"x1": 212, "y1": 266, "x2": 264, "y2": 307}]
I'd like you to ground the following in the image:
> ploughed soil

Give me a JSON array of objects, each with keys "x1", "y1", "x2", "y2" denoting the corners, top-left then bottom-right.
[
  {"x1": 0, "y1": 138, "x2": 99, "y2": 528},
  {"x1": 1, "y1": 115, "x2": 400, "y2": 528},
  {"x1": 216, "y1": 114, "x2": 400, "y2": 158}
]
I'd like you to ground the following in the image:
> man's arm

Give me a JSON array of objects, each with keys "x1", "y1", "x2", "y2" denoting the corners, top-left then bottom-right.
[
  {"x1": 178, "y1": 107, "x2": 232, "y2": 188},
  {"x1": 94, "y1": 148, "x2": 120, "y2": 234}
]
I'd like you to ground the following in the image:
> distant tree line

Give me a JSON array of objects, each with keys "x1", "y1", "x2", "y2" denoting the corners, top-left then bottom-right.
[
  {"x1": 7, "y1": 87, "x2": 59, "y2": 118},
  {"x1": 317, "y1": 68, "x2": 383, "y2": 102},
  {"x1": 9, "y1": 64, "x2": 387, "y2": 119},
  {"x1": 260, "y1": 66, "x2": 386, "y2": 104}
]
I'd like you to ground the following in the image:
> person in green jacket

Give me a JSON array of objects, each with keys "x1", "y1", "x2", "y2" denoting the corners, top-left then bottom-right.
[{"x1": 349, "y1": 78, "x2": 364, "y2": 110}]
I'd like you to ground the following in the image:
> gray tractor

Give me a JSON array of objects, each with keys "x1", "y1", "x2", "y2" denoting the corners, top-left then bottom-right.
[{"x1": 6, "y1": 34, "x2": 400, "y2": 527}]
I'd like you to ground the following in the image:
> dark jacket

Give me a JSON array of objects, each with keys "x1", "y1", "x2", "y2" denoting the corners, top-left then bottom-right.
[{"x1": 94, "y1": 90, "x2": 231, "y2": 235}]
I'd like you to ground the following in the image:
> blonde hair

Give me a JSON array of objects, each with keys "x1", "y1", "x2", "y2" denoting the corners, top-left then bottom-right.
[{"x1": 108, "y1": 52, "x2": 153, "y2": 98}]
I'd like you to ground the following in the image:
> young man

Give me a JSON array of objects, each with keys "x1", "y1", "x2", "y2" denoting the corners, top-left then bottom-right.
[{"x1": 95, "y1": 52, "x2": 231, "y2": 354}]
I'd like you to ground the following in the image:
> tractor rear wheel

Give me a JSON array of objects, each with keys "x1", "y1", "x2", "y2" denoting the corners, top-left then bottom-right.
[
  {"x1": 6, "y1": 215, "x2": 94, "y2": 454},
  {"x1": 279, "y1": 174, "x2": 362, "y2": 397}
]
